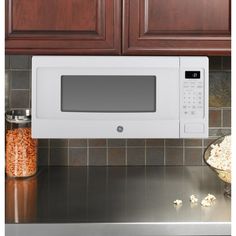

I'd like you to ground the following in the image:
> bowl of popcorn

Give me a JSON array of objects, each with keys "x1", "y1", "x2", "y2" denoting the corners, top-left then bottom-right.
[{"x1": 204, "y1": 135, "x2": 231, "y2": 197}]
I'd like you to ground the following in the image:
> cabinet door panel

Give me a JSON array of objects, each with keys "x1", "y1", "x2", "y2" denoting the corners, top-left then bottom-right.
[
  {"x1": 123, "y1": 0, "x2": 231, "y2": 55},
  {"x1": 6, "y1": 0, "x2": 121, "y2": 54},
  {"x1": 12, "y1": 0, "x2": 97, "y2": 31}
]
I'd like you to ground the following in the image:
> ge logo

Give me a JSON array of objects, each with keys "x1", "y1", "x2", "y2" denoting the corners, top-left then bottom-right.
[{"x1": 117, "y1": 126, "x2": 124, "y2": 133}]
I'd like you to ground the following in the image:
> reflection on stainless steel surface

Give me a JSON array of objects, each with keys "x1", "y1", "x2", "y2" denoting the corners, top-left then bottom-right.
[
  {"x1": 5, "y1": 176, "x2": 37, "y2": 223},
  {"x1": 6, "y1": 167, "x2": 231, "y2": 236},
  {"x1": 5, "y1": 166, "x2": 230, "y2": 224}
]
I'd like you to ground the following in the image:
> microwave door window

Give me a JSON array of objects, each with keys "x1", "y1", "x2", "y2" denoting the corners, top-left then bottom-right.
[{"x1": 61, "y1": 76, "x2": 156, "y2": 112}]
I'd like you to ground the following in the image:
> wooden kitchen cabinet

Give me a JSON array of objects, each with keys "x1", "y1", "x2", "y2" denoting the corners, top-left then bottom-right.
[
  {"x1": 123, "y1": 0, "x2": 231, "y2": 55},
  {"x1": 6, "y1": 0, "x2": 231, "y2": 55},
  {"x1": 5, "y1": 0, "x2": 121, "y2": 54}
]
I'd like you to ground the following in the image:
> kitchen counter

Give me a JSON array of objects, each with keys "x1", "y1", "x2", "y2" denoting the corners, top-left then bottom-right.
[{"x1": 5, "y1": 166, "x2": 231, "y2": 236}]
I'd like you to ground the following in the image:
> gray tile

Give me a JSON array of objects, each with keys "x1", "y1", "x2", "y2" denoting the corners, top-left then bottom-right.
[
  {"x1": 209, "y1": 109, "x2": 221, "y2": 127},
  {"x1": 127, "y1": 147, "x2": 145, "y2": 165},
  {"x1": 146, "y1": 139, "x2": 164, "y2": 146},
  {"x1": 222, "y1": 57, "x2": 231, "y2": 70},
  {"x1": 50, "y1": 139, "x2": 68, "y2": 148},
  {"x1": 38, "y1": 139, "x2": 49, "y2": 147},
  {"x1": 108, "y1": 148, "x2": 126, "y2": 166},
  {"x1": 209, "y1": 128, "x2": 231, "y2": 137},
  {"x1": 69, "y1": 139, "x2": 87, "y2": 147},
  {"x1": 89, "y1": 148, "x2": 107, "y2": 166},
  {"x1": 69, "y1": 148, "x2": 87, "y2": 166},
  {"x1": 146, "y1": 147, "x2": 164, "y2": 165},
  {"x1": 108, "y1": 139, "x2": 126, "y2": 147},
  {"x1": 11, "y1": 71, "x2": 30, "y2": 89},
  {"x1": 165, "y1": 148, "x2": 183, "y2": 165},
  {"x1": 127, "y1": 139, "x2": 145, "y2": 146},
  {"x1": 184, "y1": 139, "x2": 202, "y2": 147},
  {"x1": 38, "y1": 148, "x2": 49, "y2": 166},
  {"x1": 29, "y1": 72, "x2": 32, "y2": 90},
  {"x1": 5, "y1": 71, "x2": 10, "y2": 110},
  {"x1": 28, "y1": 56, "x2": 32, "y2": 68},
  {"x1": 209, "y1": 72, "x2": 231, "y2": 107},
  {"x1": 28, "y1": 89, "x2": 32, "y2": 107},
  {"x1": 5, "y1": 55, "x2": 10, "y2": 69},
  {"x1": 89, "y1": 139, "x2": 106, "y2": 147},
  {"x1": 223, "y1": 109, "x2": 231, "y2": 127},
  {"x1": 50, "y1": 148, "x2": 68, "y2": 166},
  {"x1": 10, "y1": 55, "x2": 29, "y2": 69},
  {"x1": 184, "y1": 148, "x2": 203, "y2": 166},
  {"x1": 11, "y1": 90, "x2": 30, "y2": 108},
  {"x1": 209, "y1": 56, "x2": 222, "y2": 71},
  {"x1": 165, "y1": 139, "x2": 183, "y2": 147}
]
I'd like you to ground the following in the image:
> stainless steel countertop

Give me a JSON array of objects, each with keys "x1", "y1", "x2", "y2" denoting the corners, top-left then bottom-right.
[{"x1": 5, "y1": 166, "x2": 231, "y2": 236}]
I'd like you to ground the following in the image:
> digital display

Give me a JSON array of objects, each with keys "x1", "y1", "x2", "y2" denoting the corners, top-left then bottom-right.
[
  {"x1": 185, "y1": 71, "x2": 200, "y2": 79},
  {"x1": 61, "y1": 75, "x2": 156, "y2": 112}
]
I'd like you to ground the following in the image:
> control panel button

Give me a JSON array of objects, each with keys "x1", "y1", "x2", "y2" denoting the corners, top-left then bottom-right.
[{"x1": 185, "y1": 124, "x2": 204, "y2": 133}]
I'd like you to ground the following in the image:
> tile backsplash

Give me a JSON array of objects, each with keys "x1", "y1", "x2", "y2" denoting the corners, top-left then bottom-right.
[{"x1": 5, "y1": 56, "x2": 231, "y2": 166}]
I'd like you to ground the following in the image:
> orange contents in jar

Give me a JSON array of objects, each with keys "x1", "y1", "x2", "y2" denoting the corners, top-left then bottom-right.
[{"x1": 6, "y1": 127, "x2": 38, "y2": 177}]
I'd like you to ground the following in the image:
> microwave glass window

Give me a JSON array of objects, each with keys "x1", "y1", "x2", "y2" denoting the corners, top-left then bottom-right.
[{"x1": 61, "y1": 76, "x2": 156, "y2": 112}]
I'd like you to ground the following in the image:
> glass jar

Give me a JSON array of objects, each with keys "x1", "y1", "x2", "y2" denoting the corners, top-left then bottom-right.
[{"x1": 5, "y1": 109, "x2": 38, "y2": 177}]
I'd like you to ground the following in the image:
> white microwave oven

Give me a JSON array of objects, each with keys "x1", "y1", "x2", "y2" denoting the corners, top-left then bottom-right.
[{"x1": 32, "y1": 56, "x2": 208, "y2": 138}]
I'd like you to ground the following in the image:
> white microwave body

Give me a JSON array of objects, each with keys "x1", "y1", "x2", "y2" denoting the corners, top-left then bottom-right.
[{"x1": 32, "y1": 56, "x2": 208, "y2": 138}]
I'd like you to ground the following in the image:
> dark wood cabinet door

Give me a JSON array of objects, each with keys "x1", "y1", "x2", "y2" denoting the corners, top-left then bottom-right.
[
  {"x1": 6, "y1": 0, "x2": 121, "y2": 54},
  {"x1": 123, "y1": 0, "x2": 231, "y2": 55}
]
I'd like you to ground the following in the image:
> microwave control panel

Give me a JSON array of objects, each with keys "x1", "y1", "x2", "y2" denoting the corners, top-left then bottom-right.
[
  {"x1": 181, "y1": 70, "x2": 204, "y2": 118},
  {"x1": 180, "y1": 57, "x2": 208, "y2": 139}
]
